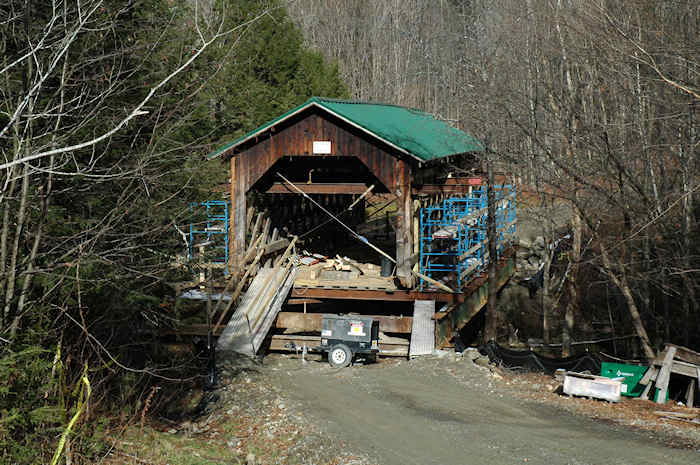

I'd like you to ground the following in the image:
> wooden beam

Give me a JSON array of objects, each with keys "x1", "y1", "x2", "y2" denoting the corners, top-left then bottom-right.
[
  {"x1": 265, "y1": 182, "x2": 370, "y2": 194},
  {"x1": 286, "y1": 298, "x2": 324, "y2": 305},
  {"x1": 275, "y1": 312, "x2": 413, "y2": 333},
  {"x1": 435, "y1": 251, "x2": 516, "y2": 349},
  {"x1": 263, "y1": 238, "x2": 290, "y2": 256},
  {"x1": 686, "y1": 378, "x2": 696, "y2": 407},
  {"x1": 230, "y1": 156, "x2": 246, "y2": 269},
  {"x1": 655, "y1": 346, "x2": 677, "y2": 403},
  {"x1": 395, "y1": 159, "x2": 413, "y2": 287},
  {"x1": 664, "y1": 343, "x2": 700, "y2": 366},
  {"x1": 268, "y1": 334, "x2": 408, "y2": 357},
  {"x1": 290, "y1": 287, "x2": 461, "y2": 302}
]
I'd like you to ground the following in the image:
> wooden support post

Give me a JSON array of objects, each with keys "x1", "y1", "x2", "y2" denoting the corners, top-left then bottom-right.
[
  {"x1": 686, "y1": 378, "x2": 696, "y2": 407},
  {"x1": 639, "y1": 379, "x2": 654, "y2": 400},
  {"x1": 413, "y1": 199, "x2": 420, "y2": 273},
  {"x1": 395, "y1": 159, "x2": 413, "y2": 288},
  {"x1": 198, "y1": 244, "x2": 206, "y2": 284},
  {"x1": 655, "y1": 346, "x2": 676, "y2": 404},
  {"x1": 230, "y1": 156, "x2": 246, "y2": 271}
]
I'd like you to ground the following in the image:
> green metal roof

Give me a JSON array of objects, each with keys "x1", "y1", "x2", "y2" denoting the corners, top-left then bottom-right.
[{"x1": 207, "y1": 97, "x2": 484, "y2": 162}]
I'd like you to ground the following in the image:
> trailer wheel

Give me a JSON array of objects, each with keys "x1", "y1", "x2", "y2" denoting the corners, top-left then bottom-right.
[{"x1": 329, "y1": 344, "x2": 352, "y2": 368}]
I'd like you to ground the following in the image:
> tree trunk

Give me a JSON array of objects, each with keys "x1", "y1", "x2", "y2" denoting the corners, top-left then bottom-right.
[
  {"x1": 3, "y1": 164, "x2": 29, "y2": 326},
  {"x1": 562, "y1": 209, "x2": 581, "y2": 356},
  {"x1": 484, "y1": 155, "x2": 499, "y2": 342},
  {"x1": 600, "y1": 243, "x2": 655, "y2": 361}
]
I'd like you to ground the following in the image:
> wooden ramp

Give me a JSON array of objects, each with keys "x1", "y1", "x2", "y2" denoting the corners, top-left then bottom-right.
[
  {"x1": 217, "y1": 266, "x2": 298, "y2": 356},
  {"x1": 409, "y1": 300, "x2": 435, "y2": 357}
]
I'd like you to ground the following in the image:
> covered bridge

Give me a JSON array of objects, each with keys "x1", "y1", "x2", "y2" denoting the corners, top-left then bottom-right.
[{"x1": 209, "y1": 97, "x2": 484, "y2": 288}]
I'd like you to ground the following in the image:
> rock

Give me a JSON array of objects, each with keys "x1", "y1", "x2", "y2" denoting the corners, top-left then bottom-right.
[
  {"x1": 227, "y1": 438, "x2": 240, "y2": 448},
  {"x1": 473, "y1": 355, "x2": 491, "y2": 367},
  {"x1": 533, "y1": 236, "x2": 545, "y2": 250},
  {"x1": 433, "y1": 349, "x2": 449, "y2": 358},
  {"x1": 463, "y1": 348, "x2": 481, "y2": 362},
  {"x1": 278, "y1": 403, "x2": 286, "y2": 410},
  {"x1": 246, "y1": 452, "x2": 257, "y2": 465}
]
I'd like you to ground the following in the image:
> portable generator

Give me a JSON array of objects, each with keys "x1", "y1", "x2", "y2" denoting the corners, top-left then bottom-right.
[{"x1": 319, "y1": 314, "x2": 379, "y2": 367}]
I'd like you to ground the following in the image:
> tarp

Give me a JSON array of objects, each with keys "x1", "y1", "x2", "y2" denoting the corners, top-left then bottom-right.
[{"x1": 479, "y1": 340, "x2": 601, "y2": 375}]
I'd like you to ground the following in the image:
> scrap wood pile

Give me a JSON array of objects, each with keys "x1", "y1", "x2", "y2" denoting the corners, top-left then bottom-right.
[
  {"x1": 298, "y1": 251, "x2": 382, "y2": 278},
  {"x1": 638, "y1": 343, "x2": 700, "y2": 407},
  {"x1": 294, "y1": 251, "x2": 396, "y2": 291},
  {"x1": 653, "y1": 410, "x2": 700, "y2": 425}
]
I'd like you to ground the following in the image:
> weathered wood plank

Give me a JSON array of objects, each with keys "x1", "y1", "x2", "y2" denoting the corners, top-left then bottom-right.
[
  {"x1": 686, "y1": 379, "x2": 696, "y2": 407},
  {"x1": 665, "y1": 343, "x2": 700, "y2": 366},
  {"x1": 268, "y1": 334, "x2": 408, "y2": 357},
  {"x1": 275, "y1": 312, "x2": 412, "y2": 333},
  {"x1": 230, "y1": 156, "x2": 247, "y2": 269},
  {"x1": 639, "y1": 378, "x2": 654, "y2": 400},
  {"x1": 395, "y1": 158, "x2": 413, "y2": 288},
  {"x1": 638, "y1": 365, "x2": 658, "y2": 386},
  {"x1": 263, "y1": 238, "x2": 290, "y2": 256},
  {"x1": 248, "y1": 212, "x2": 263, "y2": 250},
  {"x1": 655, "y1": 346, "x2": 677, "y2": 404}
]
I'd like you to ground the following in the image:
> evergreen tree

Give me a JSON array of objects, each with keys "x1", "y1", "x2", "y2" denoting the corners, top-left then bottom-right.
[{"x1": 0, "y1": 0, "x2": 346, "y2": 462}]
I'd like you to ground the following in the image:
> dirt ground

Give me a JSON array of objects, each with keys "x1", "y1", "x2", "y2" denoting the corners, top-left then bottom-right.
[
  {"x1": 270, "y1": 351, "x2": 699, "y2": 465},
  {"x1": 117, "y1": 351, "x2": 700, "y2": 464}
]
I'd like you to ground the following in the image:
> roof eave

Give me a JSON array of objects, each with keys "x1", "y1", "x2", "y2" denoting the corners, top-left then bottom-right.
[
  {"x1": 208, "y1": 100, "x2": 429, "y2": 163},
  {"x1": 208, "y1": 100, "x2": 319, "y2": 161}
]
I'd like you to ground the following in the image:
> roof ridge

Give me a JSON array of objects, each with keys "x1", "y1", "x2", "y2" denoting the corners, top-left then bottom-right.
[{"x1": 312, "y1": 96, "x2": 425, "y2": 113}]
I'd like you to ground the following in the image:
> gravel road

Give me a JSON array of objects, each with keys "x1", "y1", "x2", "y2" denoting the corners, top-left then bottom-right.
[{"x1": 269, "y1": 353, "x2": 699, "y2": 465}]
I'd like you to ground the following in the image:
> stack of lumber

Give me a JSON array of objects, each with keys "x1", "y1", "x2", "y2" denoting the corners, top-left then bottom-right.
[
  {"x1": 216, "y1": 237, "x2": 299, "y2": 356},
  {"x1": 638, "y1": 344, "x2": 700, "y2": 406}
]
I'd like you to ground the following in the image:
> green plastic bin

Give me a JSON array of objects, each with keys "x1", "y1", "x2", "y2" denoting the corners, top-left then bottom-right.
[{"x1": 600, "y1": 362, "x2": 649, "y2": 397}]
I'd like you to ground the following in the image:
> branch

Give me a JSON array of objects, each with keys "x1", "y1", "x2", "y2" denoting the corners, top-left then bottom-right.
[
  {"x1": 0, "y1": 5, "x2": 273, "y2": 171},
  {"x1": 594, "y1": 3, "x2": 700, "y2": 100}
]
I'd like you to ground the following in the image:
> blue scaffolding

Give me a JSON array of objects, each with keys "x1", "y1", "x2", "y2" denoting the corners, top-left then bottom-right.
[
  {"x1": 419, "y1": 185, "x2": 516, "y2": 289},
  {"x1": 188, "y1": 200, "x2": 230, "y2": 264}
]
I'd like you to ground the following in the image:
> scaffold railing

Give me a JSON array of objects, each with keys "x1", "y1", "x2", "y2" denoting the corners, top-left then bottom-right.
[
  {"x1": 188, "y1": 200, "x2": 230, "y2": 264},
  {"x1": 419, "y1": 185, "x2": 516, "y2": 290}
]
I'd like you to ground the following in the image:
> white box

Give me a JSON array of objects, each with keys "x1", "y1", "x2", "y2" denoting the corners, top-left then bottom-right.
[
  {"x1": 313, "y1": 140, "x2": 332, "y2": 154},
  {"x1": 563, "y1": 373, "x2": 622, "y2": 403}
]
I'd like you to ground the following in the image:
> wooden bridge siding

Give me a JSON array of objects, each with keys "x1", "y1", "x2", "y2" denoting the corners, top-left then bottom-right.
[
  {"x1": 229, "y1": 109, "x2": 414, "y2": 271},
  {"x1": 236, "y1": 112, "x2": 401, "y2": 191},
  {"x1": 435, "y1": 252, "x2": 516, "y2": 348}
]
